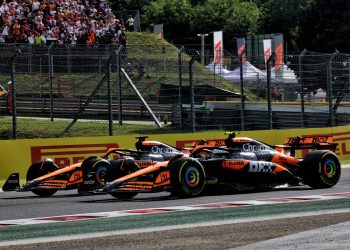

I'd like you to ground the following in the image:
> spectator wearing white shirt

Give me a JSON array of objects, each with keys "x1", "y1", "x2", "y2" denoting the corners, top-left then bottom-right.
[{"x1": 32, "y1": 0, "x2": 40, "y2": 12}]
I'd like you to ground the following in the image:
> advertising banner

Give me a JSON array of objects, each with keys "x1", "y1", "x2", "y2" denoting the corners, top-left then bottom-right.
[
  {"x1": 236, "y1": 37, "x2": 246, "y2": 64},
  {"x1": 263, "y1": 39, "x2": 272, "y2": 68},
  {"x1": 153, "y1": 24, "x2": 163, "y2": 38},
  {"x1": 273, "y1": 34, "x2": 284, "y2": 71},
  {"x1": 213, "y1": 31, "x2": 223, "y2": 66}
]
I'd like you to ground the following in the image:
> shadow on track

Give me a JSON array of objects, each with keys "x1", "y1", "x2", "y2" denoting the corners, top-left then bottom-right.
[
  {"x1": 79, "y1": 185, "x2": 311, "y2": 203},
  {"x1": 1, "y1": 192, "x2": 87, "y2": 200}
]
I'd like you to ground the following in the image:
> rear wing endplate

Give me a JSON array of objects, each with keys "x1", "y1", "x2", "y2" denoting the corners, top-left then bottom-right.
[{"x1": 2, "y1": 173, "x2": 20, "y2": 191}]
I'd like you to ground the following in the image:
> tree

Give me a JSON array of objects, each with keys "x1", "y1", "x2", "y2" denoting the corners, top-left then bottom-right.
[
  {"x1": 259, "y1": 0, "x2": 307, "y2": 51},
  {"x1": 192, "y1": 0, "x2": 260, "y2": 50},
  {"x1": 142, "y1": 0, "x2": 194, "y2": 41},
  {"x1": 297, "y1": 0, "x2": 350, "y2": 53},
  {"x1": 108, "y1": 0, "x2": 152, "y2": 11}
]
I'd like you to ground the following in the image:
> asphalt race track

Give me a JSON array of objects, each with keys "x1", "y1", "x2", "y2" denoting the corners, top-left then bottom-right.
[{"x1": 0, "y1": 167, "x2": 350, "y2": 249}]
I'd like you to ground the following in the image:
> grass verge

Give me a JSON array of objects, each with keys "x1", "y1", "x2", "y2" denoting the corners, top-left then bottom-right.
[{"x1": 0, "y1": 117, "x2": 193, "y2": 140}]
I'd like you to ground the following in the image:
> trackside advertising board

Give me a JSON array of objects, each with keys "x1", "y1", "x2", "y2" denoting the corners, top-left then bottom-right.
[{"x1": 1, "y1": 126, "x2": 350, "y2": 180}]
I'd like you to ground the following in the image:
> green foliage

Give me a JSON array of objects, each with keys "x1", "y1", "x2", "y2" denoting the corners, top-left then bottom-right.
[
  {"x1": 192, "y1": 0, "x2": 260, "y2": 49},
  {"x1": 142, "y1": 0, "x2": 194, "y2": 39},
  {"x1": 258, "y1": 0, "x2": 307, "y2": 51},
  {"x1": 224, "y1": 1, "x2": 260, "y2": 37},
  {"x1": 108, "y1": 0, "x2": 350, "y2": 53},
  {"x1": 108, "y1": 0, "x2": 152, "y2": 11},
  {"x1": 297, "y1": 0, "x2": 350, "y2": 53}
]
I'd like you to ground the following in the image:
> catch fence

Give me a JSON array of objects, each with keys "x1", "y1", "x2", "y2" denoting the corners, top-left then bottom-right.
[{"x1": 0, "y1": 44, "x2": 349, "y2": 139}]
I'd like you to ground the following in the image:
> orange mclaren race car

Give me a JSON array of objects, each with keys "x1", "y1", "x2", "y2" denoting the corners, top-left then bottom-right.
[
  {"x1": 89, "y1": 133, "x2": 341, "y2": 199},
  {"x1": 1, "y1": 136, "x2": 184, "y2": 196}
]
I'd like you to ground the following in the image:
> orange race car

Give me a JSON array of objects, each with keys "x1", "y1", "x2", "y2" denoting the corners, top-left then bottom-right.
[
  {"x1": 88, "y1": 133, "x2": 341, "y2": 199},
  {"x1": 1, "y1": 136, "x2": 185, "y2": 196}
]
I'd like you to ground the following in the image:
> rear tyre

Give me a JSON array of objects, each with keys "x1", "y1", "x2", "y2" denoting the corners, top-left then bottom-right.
[
  {"x1": 302, "y1": 150, "x2": 341, "y2": 188},
  {"x1": 169, "y1": 158, "x2": 206, "y2": 197},
  {"x1": 26, "y1": 159, "x2": 59, "y2": 196},
  {"x1": 78, "y1": 157, "x2": 109, "y2": 195},
  {"x1": 106, "y1": 158, "x2": 139, "y2": 199}
]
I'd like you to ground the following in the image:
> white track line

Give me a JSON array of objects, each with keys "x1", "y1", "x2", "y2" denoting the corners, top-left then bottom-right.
[
  {"x1": 1, "y1": 192, "x2": 350, "y2": 226},
  {"x1": 1, "y1": 208, "x2": 350, "y2": 247}
]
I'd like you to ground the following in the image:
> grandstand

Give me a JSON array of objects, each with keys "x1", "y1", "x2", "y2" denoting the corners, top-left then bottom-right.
[{"x1": 0, "y1": 0, "x2": 126, "y2": 45}]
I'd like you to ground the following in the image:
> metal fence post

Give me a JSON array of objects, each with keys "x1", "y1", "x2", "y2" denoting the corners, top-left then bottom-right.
[
  {"x1": 267, "y1": 52, "x2": 276, "y2": 130},
  {"x1": 326, "y1": 63, "x2": 333, "y2": 127},
  {"x1": 239, "y1": 51, "x2": 245, "y2": 131},
  {"x1": 189, "y1": 51, "x2": 199, "y2": 133},
  {"x1": 10, "y1": 49, "x2": 21, "y2": 139},
  {"x1": 29, "y1": 45, "x2": 33, "y2": 73},
  {"x1": 327, "y1": 52, "x2": 338, "y2": 127},
  {"x1": 162, "y1": 46, "x2": 166, "y2": 75},
  {"x1": 107, "y1": 55, "x2": 113, "y2": 136},
  {"x1": 178, "y1": 46, "x2": 185, "y2": 129},
  {"x1": 116, "y1": 45, "x2": 123, "y2": 125},
  {"x1": 348, "y1": 60, "x2": 350, "y2": 94},
  {"x1": 48, "y1": 43, "x2": 54, "y2": 121},
  {"x1": 299, "y1": 49, "x2": 307, "y2": 128}
]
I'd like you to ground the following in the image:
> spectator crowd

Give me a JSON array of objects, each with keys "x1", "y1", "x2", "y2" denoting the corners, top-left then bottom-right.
[{"x1": 0, "y1": 0, "x2": 127, "y2": 45}]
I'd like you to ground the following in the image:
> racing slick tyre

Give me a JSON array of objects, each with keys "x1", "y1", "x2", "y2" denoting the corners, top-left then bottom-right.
[
  {"x1": 26, "y1": 158, "x2": 59, "y2": 196},
  {"x1": 302, "y1": 150, "x2": 341, "y2": 188},
  {"x1": 169, "y1": 157, "x2": 206, "y2": 197},
  {"x1": 78, "y1": 157, "x2": 109, "y2": 195},
  {"x1": 106, "y1": 158, "x2": 138, "y2": 199}
]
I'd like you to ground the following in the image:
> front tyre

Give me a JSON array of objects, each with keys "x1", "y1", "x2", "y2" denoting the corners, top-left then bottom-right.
[
  {"x1": 26, "y1": 158, "x2": 59, "y2": 196},
  {"x1": 78, "y1": 157, "x2": 109, "y2": 195},
  {"x1": 302, "y1": 150, "x2": 341, "y2": 188},
  {"x1": 105, "y1": 158, "x2": 139, "y2": 199},
  {"x1": 169, "y1": 158, "x2": 206, "y2": 197}
]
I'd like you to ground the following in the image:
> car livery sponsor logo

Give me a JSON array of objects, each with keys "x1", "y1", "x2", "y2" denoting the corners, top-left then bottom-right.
[
  {"x1": 6, "y1": 179, "x2": 19, "y2": 184},
  {"x1": 69, "y1": 172, "x2": 83, "y2": 183},
  {"x1": 249, "y1": 161, "x2": 275, "y2": 173},
  {"x1": 39, "y1": 182, "x2": 66, "y2": 188},
  {"x1": 243, "y1": 143, "x2": 270, "y2": 152},
  {"x1": 31, "y1": 143, "x2": 119, "y2": 168},
  {"x1": 84, "y1": 180, "x2": 95, "y2": 185},
  {"x1": 278, "y1": 155, "x2": 288, "y2": 162},
  {"x1": 135, "y1": 161, "x2": 154, "y2": 168},
  {"x1": 124, "y1": 184, "x2": 153, "y2": 189},
  {"x1": 301, "y1": 131, "x2": 350, "y2": 157},
  {"x1": 222, "y1": 160, "x2": 246, "y2": 170},
  {"x1": 176, "y1": 139, "x2": 225, "y2": 148},
  {"x1": 311, "y1": 137, "x2": 329, "y2": 143},
  {"x1": 286, "y1": 136, "x2": 330, "y2": 145},
  {"x1": 151, "y1": 146, "x2": 177, "y2": 154}
]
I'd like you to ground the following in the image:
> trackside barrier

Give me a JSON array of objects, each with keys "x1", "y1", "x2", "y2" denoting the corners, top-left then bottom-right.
[{"x1": 0, "y1": 125, "x2": 350, "y2": 180}]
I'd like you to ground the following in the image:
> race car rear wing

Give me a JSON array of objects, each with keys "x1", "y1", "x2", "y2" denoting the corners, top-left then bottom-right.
[
  {"x1": 190, "y1": 139, "x2": 226, "y2": 147},
  {"x1": 275, "y1": 135, "x2": 337, "y2": 156}
]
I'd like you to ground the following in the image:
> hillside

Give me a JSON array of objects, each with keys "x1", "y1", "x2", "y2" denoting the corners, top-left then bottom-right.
[
  {"x1": 0, "y1": 32, "x2": 254, "y2": 102},
  {"x1": 122, "y1": 32, "x2": 252, "y2": 101}
]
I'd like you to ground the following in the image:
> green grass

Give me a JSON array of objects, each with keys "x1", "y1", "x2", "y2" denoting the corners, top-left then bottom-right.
[{"x1": 0, "y1": 117, "x2": 193, "y2": 140}]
